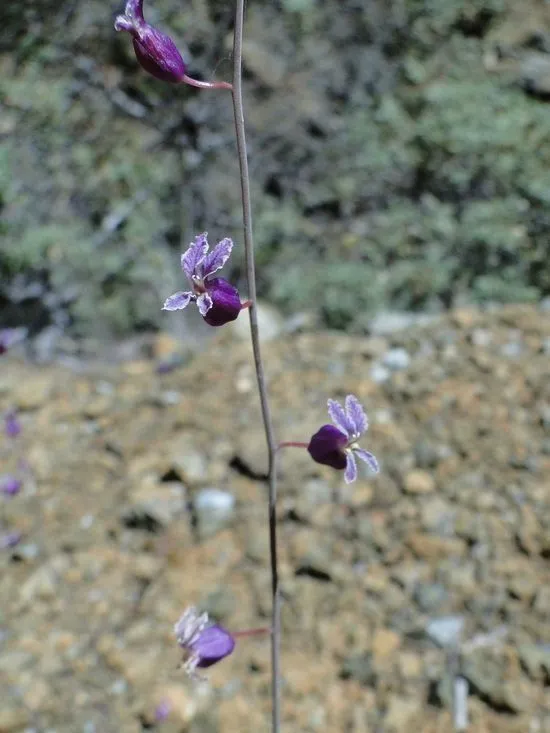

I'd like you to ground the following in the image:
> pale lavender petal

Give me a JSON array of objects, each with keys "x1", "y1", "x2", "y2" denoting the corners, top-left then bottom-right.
[
  {"x1": 181, "y1": 233, "x2": 209, "y2": 280},
  {"x1": 196, "y1": 292, "x2": 213, "y2": 316},
  {"x1": 162, "y1": 291, "x2": 192, "y2": 311},
  {"x1": 327, "y1": 399, "x2": 353, "y2": 437},
  {"x1": 344, "y1": 452, "x2": 357, "y2": 484},
  {"x1": 200, "y1": 238, "x2": 233, "y2": 279},
  {"x1": 345, "y1": 394, "x2": 368, "y2": 436},
  {"x1": 354, "y1": 448, "x2": 379, "y2": 474}
]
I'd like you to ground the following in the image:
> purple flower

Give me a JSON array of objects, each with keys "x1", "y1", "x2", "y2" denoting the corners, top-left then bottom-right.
[
  {"x1": 174, "y1": 607, "x2": 235, "y2": 677},
  {"x1": 0, "y1": 475, "x2": 22, "y2": 497},
  {"x1": 154, "y1": 699, "x2": 171, "y2": 722},
  {"x1": 114, "y1": 0, "x2": 186, "y2": 83},
  {"x1": 0, "y1": 328, "x2": 26, "y2": 356},
  {"x1": 308, "y1": 395, "x2": 379, "y2": 483},
  {"x1": 4, "y1": 411, "x2": 21, "y2": 439},
  {"x1": 163, "y1": 233, "x2": 244, "y2": 327},
  {"x1": 0, "y1": 531, "x2": 21, "y2": 549}
]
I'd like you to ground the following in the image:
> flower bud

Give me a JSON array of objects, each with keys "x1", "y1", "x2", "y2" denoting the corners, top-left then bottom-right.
[{"x1": 115, "y1": 0, "x2": 186, "y2": 83}]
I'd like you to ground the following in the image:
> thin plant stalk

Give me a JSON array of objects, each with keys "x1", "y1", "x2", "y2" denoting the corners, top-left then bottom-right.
[{"x1": 231, "y1": 1, "x2": 281, "y2": 731}]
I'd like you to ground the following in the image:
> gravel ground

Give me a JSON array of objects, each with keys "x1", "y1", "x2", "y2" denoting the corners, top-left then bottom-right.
[{"x1": 1, "y1": 303, "x2": 550, "y2": 732}]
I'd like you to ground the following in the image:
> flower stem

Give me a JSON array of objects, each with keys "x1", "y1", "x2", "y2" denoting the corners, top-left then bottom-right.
[
  {"x1": 278, "y1": 441, "x2": 309, "y2": 451},
  {"x1": 231, "y1": 2, "x2": 281, "y2": 731},
  {"x1": 182, "y1": 74, "x2": 233, "y2": 91}
]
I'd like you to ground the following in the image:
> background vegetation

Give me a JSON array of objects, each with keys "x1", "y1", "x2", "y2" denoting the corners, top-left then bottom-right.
[{"x1": 1, "y1": 0, "x2": 549, "y2": 340}]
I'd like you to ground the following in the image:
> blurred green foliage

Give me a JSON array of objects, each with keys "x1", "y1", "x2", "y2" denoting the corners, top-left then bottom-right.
[{"x1": 0, "y1": 0, "x2": 549, "y2": 338}]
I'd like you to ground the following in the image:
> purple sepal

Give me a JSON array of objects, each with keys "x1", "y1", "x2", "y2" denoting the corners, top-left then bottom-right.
[
  {"x1": 1, "y1": 476, "x2": 22, "y2": 497},
  {"x1": 203, "y1": 278, "x2": 242, "y2": 327},
  {"x1": 193, "y1": 625, "x2": 236, "y2": 668},
  {"x1": 307, "y1": 425, "x2": 348, "y2": 470},
  {"x1": 115, "y1": 0, "x2": 186, "y2": 84}
]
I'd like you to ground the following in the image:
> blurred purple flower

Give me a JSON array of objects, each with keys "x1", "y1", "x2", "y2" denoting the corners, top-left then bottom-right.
[
  {"x1": 174, "y1": 606, "x2": 235, "y2": 677},
  {"x1": 4, "y1": 411, "x2": 21, "y2": 438},
  {"x1": 308, "y1": 395, "x2": 379, "y2": 483},
  {"x1": 114, "y1": 0, "x2": 186, "y2": 83},
  {"x1": 0, "y1": 328, "x2": 26, "y2": 356},
  {"x1": 0, "y1": 531, "x2": 21, "y2": 549},
  {"x1": 0, "y1": 475, "x2": 22, "y2": 497},
  {"x1": 154, "y1": 699, "x2": 171, "y2": 722},
  {"x1": 163, "y1": 233, "x2": 244, "y2": 327}
]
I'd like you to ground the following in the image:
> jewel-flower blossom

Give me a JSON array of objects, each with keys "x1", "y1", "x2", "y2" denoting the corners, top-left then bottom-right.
[
  {"x1": 4, "y1": 411, "x2": 21, "y2": 439},
  {"x1": 307, "y1": 395, "x2": 379, "y2": 483},
  {"x1": 0, "y1": 328, "x2": 26, "y2": 356},
  {"x1": 114, "y1": 0, "x2": 186, "y2": 83},
  {"x1": 0, "y1": 475, "x2": 22, "y2": 497},
  {"x1": 174, "y1": 607, "x2": 235, "y2": 677},
  {"x1": 163, "y1": 233, "x2": 244, "y2": 327}
]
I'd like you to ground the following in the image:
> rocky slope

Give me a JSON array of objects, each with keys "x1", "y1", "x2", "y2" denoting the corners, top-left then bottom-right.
[{"x1": 1, "y1": 303, "x2": 549, "y2": 732}]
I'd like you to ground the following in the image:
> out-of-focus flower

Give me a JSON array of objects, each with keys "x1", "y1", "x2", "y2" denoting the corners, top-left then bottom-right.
[
  {"x1": 307, "y1": 395, "x2": 379, "y2": 483},
  {"x1": 0, "y1": 475, "x2": 22, "y2": 497},
  {"x1": 154, "y1": 699, "x2": 171, "y2": 722},
  {"x1": 0, "y1": 531, "x2": 21, "y2": 549},
  {"x1": 0, "y1": 328, "x2": 26, "y2": 356},
  {"x1": 163, "y1": 233, "x2": 244, "y2": 327},
  {"x1": 114, "y1": 0, "x2": 186, "y2": 83},
  {"x1": 4, "y1": 411, "x2": 21, "y2": 439},
  {"x1": 174, "y1": 606, "x2": 235, "y2": 676}
]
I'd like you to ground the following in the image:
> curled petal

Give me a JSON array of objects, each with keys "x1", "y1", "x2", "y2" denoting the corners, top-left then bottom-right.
[
  {"x1": 163, "y1": 291, "x2": 192, "y2": 311},
  {"x1": 345, "y1": 394, "x2": 368, "y2": 436},
  {"x1": 344, "y1": 452, "x2": 358, "y2": 484},
  {"x1": 174, "y1": 607, "x2": 209, "y2": 647},
  {"x1": 353, "y1": 448, "x2": 380, "y2": 474},
  {"x1": 196, "y1": 292, "x2": 213, "y2": 317},
  {"x1": 181, "y1": 233, "x2": 209, "y2": 280},
  {"x1": 327, "y1": 399, "x2": 354, "y2": 438},
  {"x1": 122, "y1": 0, "x2": 144, "y2": 23},
  {"x1": 200, "y1": 237, "x2": 233, "y2": 279},
  {"x1": 307, "y1": 424, "x2": 348, "y2": 470},
  {"x1": 202, "y1": 278, "x2": 242, "y2": 327},
  {"x1": 114, "y1": 16, "x2": 134, "y2": 32}
]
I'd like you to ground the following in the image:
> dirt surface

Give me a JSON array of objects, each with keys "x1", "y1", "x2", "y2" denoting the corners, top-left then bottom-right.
[{"x1": 1, "y1": 304, "x2": 550, "y2": 732}]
